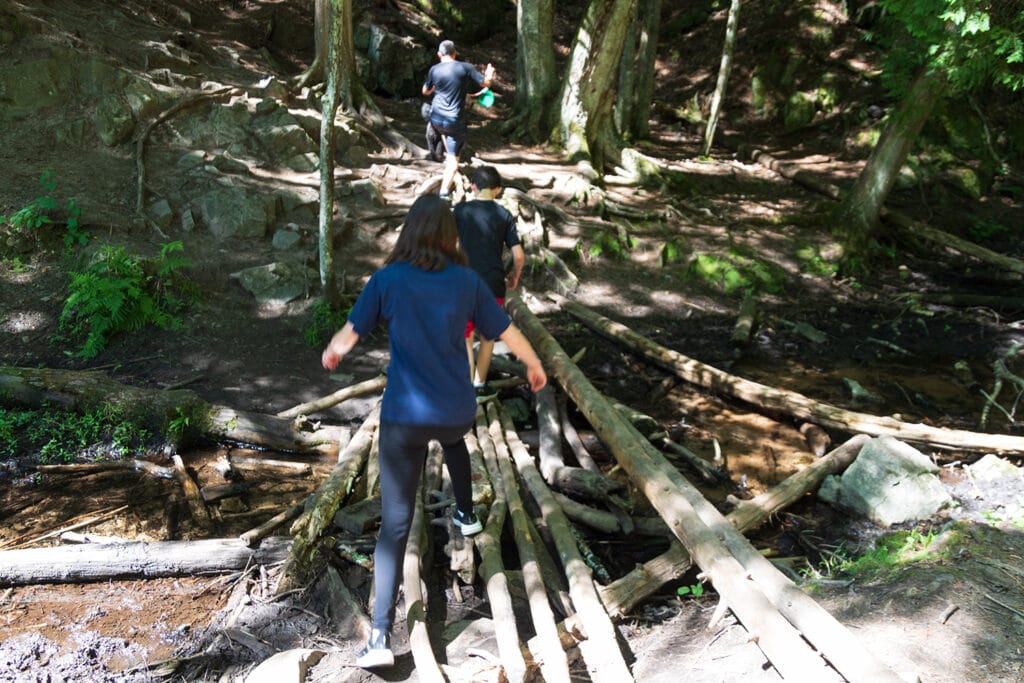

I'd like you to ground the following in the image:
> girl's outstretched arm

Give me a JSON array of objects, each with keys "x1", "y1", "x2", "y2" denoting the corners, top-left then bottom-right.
[
  {"x1": 322, "y1": 322, "x2": 361, "y2": 370},
  {"x1": 499, "y1": 324, "x2": 547, "y2": 392}
]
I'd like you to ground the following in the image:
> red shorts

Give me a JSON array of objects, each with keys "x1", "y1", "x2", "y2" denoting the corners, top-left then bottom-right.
[{"x1": 466, "y1": 297, "x2": 504, "y2": 339}]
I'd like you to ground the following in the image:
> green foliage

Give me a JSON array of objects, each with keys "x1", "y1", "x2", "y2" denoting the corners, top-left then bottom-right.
[
  {"x1": 57, "y1": 241, "x2": 195, "y2": 359},
  {"x1": 795, "y1": 243, "x2": 839, "y2": 278},
  {"x1": 968, "y1": 217, "x2": 1010, "y2": 243},
  {"x1": 0, "y1": 170, "x2": 90, "y2": 254},
  {"x1": 303, "y1": 298, "x2": 351, "y2": 347},
  {"x1": 0, "y1": 404, "x2": 151, "y2": 464},
  {"x1": 877, "y1": 0, "x2": 1024, "y2": 95},
  {"x1": 685, "y1": 248, "x2": 786, "y2": 295},
  {"x1": 676, "y1": 582, "x2": 705, "y2": 599},
  {"x1": 807, "y1": 529, "x2": 941, "y2": 582},
  {"x1": 587, "y1": 227, "x2": 636, "y2": 261}
]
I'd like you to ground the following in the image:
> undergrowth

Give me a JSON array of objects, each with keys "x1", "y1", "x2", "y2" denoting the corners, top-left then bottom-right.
[
  {"x1": 56, "y1": 241, "x2": 197, "y2": 358},
  {"x1": 0, "y1": 404, "x2": 152, "y2": 465}
]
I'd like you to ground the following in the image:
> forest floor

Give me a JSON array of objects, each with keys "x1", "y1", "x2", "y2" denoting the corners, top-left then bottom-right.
[{"x1": 1, "y1": 1, "x2": 1024, "y2": 682}]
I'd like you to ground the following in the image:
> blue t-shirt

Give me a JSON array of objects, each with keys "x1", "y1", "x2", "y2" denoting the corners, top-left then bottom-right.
[
  {"x1": 347, "y1": 261, "x2": 511, "y2": 426},
  {"x1": 424, "y1": 60, "x2": 485, "y2": 123}
]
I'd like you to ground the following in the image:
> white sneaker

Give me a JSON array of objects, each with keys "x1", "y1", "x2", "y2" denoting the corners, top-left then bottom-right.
[{"x1": 355, "y1": 628, "x2": 394, "y2": 668}]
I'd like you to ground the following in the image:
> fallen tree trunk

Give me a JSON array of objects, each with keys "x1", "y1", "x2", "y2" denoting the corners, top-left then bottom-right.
[
  {"x1": 0, "y1": 537, "x2": 291, "y2": 586},
  {"x1": 277, "y1": 405, "x2": 379, "y2": 593},
  {"x1": 37, "y1": 460, "x2": 175, "y2": 479},
  {"x1": 560, "y1": 300, "x2": 1024, "y2": 456},
  {"x1": 509, "y1": 296, "x2": 901, "y2": 682},
  {"x1": 0, "y1": 366, "x2": 349, "y2": 454},
  {"x1": 405, "y1": 445, "x2": 445, "y2": 683},
  {"x1": 275, "y1": 374, "x2": 386, "y2": 419},
  {"x1": 599, "y1": 434, "x2": 869, "y2": 616}
]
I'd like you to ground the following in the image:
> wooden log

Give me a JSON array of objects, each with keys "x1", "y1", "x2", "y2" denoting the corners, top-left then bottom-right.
[
  {"x1": 275, "y1": 374, "x2": 387, "y2": 419},
  {"x1": 557, "y1": 394, "x2": 601, "y2": 473},
  {"x1": 599, "y1": 435, "x2": 869, "y2": 616},
  {"x1": 36, "y1": 460, "x2": 176, "y2": 479},
  {"x1": 172, "y1": 454, "x2": 212, "y2": 530},
  {"x1": 732, "y1": 293, "x2": 758, "y2": 347},
  {"x1": 552, "y1": 492, "x2": 669, "y2": 537},
  {"x1": 509, "y1": 296, "x2": 864, "y2": 682},
  {"x1": 332, "y1": 496, "x2": 381, "y2": 535},
  {"x1": 499, "y1": 395, "x2": 635, "y2": 681},
  {"x1": 200, "y1": 482, "x2": 251, "y2": 503},
  {"x1": 473, "y1": 407, "x2": 529, "y2": 683},
  {"x1": 0, "y1": 366, "x2": 349, "y2": 454},
  {"x1": 0, "y1": 537, "x2": 291, "y2": 586},
  {"x1": 404, "y1": 457, "x2": 445, "y2": 683},
  {"x1": 324, "y1": 564, "x2": 370, "y2": 640},
  {"x1": 560, "y1": 300, "x2": 1024, "y2": 457},
  {"x1": 240, "y1": 503, "x2": 304, "y2": 548},
  {"x1": 60, "y1": 532, "x2": 129, "y2": 545},
  {"x1": 229, "y1": 457, "x2": 313, "y2": 477},
  {"x1": 488, "y1": 403, "x2": 572, "y2": 683},
  {"x1": 277, "y1": 404, "x2": 379, "y2": 593}
]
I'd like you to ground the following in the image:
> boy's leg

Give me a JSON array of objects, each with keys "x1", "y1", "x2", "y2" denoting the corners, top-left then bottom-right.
[
  {"x1": 465, "y1": 328, "x2": 477, "y2": 382},
  {"x1": 474, "y1": 338, "x2": 495, "y2": 387}
]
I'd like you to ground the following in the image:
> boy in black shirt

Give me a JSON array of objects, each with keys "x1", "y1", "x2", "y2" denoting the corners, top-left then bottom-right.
[{"x1": 455, "y1": 166, "x2": 525, "y2": 394}]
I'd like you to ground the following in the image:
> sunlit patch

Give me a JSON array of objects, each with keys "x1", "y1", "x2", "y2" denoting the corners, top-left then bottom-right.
[{"x1": 1, "y1": 310, "x2": 51, "y2": 333}]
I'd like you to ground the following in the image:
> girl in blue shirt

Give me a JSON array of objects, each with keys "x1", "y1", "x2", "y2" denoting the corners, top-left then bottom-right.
[{"x1": 322, "y1": 194, "x2": 546, "y2": 668}]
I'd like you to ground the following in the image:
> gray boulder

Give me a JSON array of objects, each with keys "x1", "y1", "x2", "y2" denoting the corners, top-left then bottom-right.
[
  {"x1": 818, "y1": 436, "x2": 952, "y2": 526},
  {"x1": 231, "y1": 261, "x2": 316, "y2": 306},
  {"x1": 195, "y1": 187, "x2": 277, "y2": 239}
]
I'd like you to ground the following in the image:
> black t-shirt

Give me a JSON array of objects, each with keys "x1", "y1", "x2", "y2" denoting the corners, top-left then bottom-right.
[
  {"x1": 455, "y1": 200, "x2": 520, "y2": 298},
  {"x1": 424, "y1": 60, "x2": 484, "y2": 122}
]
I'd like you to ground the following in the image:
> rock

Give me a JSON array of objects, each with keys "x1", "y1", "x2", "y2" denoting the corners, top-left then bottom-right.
[
  {"x1": 195, "y1": 187, "x2": 277, "y2": 239},
  {"x1": 783, "y1": 91, "x2": 817, "y2": 131},
  {"x1": 272, "y1": 228, "x2": 301, "y2": 250},
  {"x1": 231, "y1": 261, "x2": 316, "y2": 305},
  {"x1": 349, "y1": 178, "x2": 385, "y2": 207},
  {"x1": 818, "y1": 436, "x2": 952, "y2": 526},
  {"x1": 148, "y1": 199, "x2": 174, "y2": 231},
  {"x1": 243, "y1": 648, "x2": 325, "y2": 683},
  {"x1": 94, "y1": 96, "x2": 135, "y2": 146},
  {"x1": 968, "y1": 454, "x2": 1022, "y2": 482}
]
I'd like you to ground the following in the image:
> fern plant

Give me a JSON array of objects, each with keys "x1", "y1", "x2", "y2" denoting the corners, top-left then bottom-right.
[
  {"x1": 0, "y1": 169, "x2": 90, "y2": 254},
  {"x1": 58, "y1": 241, "x2": 195, "y2": 358}
]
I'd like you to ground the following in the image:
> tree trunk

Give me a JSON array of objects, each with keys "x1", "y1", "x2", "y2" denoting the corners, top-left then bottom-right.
[
  {"x1": 560, "y1": 300, "x2": 1024, "y2": 456},
  {"x1": 508, "y1": 296, "x2": 903, "y2": 682},
  {"x1": 317, "y1": 0, "x2": 343, "y2": 306},
  {"x1": 0, "y1": 366, "x2": 348, "y2": 454},
  {"x1": 701, "y1": 0, "x2": 742, "y2": 156},
  {"x1": 629, "y1": 0, "x2": 660, "y2": 140},
  {"x1": 554, "y1": 0, "x2": 639, "y2": 169},
  {"x1": 835, "y1": 67, "x2": 945, "y2": 256},
  {"x1": 511, "y1": 0, "x2": 557, "y2": 141},
  {"x1": 295, "y1": 0, "x2": 329, "y2": 88},
  {"x1": 0, "y1": 537, "x2": 291, "y2": 586}
]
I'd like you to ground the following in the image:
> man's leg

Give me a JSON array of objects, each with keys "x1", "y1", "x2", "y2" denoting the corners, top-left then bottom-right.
[{"x1": 440, "y1": 143, "x2": 459, "y2": 196}]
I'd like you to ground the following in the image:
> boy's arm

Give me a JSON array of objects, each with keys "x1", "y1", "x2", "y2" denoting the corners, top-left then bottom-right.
[{"x1": 506, "y1": 244, "x2": 525, "y2": 290}]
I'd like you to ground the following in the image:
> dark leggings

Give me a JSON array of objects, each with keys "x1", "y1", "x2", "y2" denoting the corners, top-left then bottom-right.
[{"x1": 372, "y1": 420, "x2": 475, "y2": 632}]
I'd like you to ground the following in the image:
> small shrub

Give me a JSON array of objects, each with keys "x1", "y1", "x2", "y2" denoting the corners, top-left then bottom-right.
[
  {"x1": 0, "y1": 405, "x2": 151, "y2": 464},
  {"x1": 0, "y1": 170, "x2": 90, "y2": 254},
  {"x1": 303, "y1": 298, "x2": 351, "y2": 347},
  {"x1": 57, "y1": 241, "x2": 195, "y2": 358}
]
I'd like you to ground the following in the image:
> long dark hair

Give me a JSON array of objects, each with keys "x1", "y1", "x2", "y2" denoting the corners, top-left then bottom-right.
[{"x1": 386, "y1": 194, "x2": 467, "y2": 271}]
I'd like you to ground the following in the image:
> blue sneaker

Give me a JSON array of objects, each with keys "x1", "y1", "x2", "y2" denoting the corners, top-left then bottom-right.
[{"x1": 355, "y1": 628, "x2": 394, "y2": 668}]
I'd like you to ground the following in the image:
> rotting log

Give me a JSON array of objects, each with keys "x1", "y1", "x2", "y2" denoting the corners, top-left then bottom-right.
[
  {"x1": 599, "y1": 434, "x2": 869, "y2": 616},
  {"x1": 0, "y1": 537, "x2": 291, "y2": 586},
  {"x1": 240, "y1": 503, "x2": 305, "y2": 548},
  {"x1": 509, "y1": 296, "x2": 901, "y2": 683},
  {"x1": 172, "y1": 454, "x2": 212, "y2": 530},
  {"x1": 229, "y1": 457, "x2": 313, "y2": 477},
  {"x1": 552, "y1": 492, "x2": 669, "y2": 537},
  {"x1": 473, "y1": 407, "x2": 529, "y2": 683},
  {"x1": 276, "y1": 374, "x2": 387, "y2": 419},
  {"x1": 0, "y1": 366, "x2": 349, "y2": 454},
  {"x1": 560, "y1": 300, "x2": 1024, "y2": 457},
  {"x1": 732, "y1": 293, "x2": 758, "y2": 347},
  {"x1": 489, "y1": 403, "x2": 572, "y2": 683},
  {"x1": 37, "y1": 460, "x2": 175, "y2": 479},
  {"x1": 557, "y1": 394, "x2": 600, "y2": 473},
  {"x1": 536, "y1": 386, "x2": 624, "y2": 504},
  {"x1": 277, "y1": 405, "x2": 379, "y2": 593}
]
